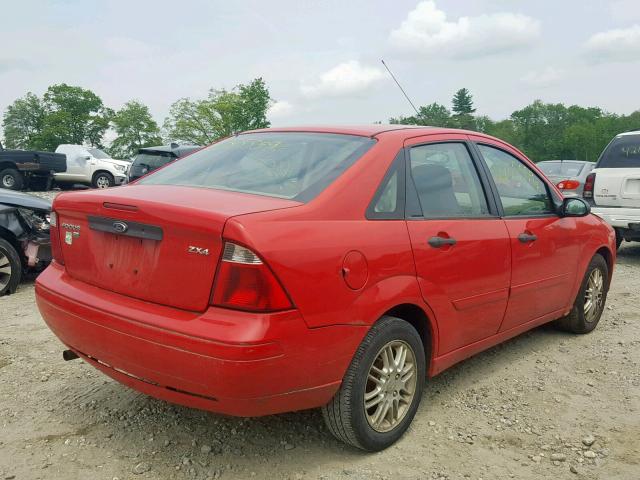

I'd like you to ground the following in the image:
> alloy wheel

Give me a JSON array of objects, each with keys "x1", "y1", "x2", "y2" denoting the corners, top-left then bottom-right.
[
  {"x1": 0, "y1": 250, "x2": 12, "y2": 290},
  {"x1": 584, "y1": 268, "x2": 604, "y2": 322},
  {"x1": 96, "y1": 176, "x2": 111, "y2": 188},
  {"x1": 2, "y1": 174, "x2": 15, "y2": 188},
  {"x1": 364, "y1": 340, "x2": 417, "y2": 433}
]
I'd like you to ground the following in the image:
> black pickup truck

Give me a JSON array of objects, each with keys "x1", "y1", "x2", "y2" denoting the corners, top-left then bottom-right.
[{"x1": 0, "y1": 141, "x2": 66, "y2": 191}]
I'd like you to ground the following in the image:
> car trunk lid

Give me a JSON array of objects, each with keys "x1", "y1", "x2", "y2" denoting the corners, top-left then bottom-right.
[{"x1": 53, "y1": 185, "x2": 300, "y2": 311}]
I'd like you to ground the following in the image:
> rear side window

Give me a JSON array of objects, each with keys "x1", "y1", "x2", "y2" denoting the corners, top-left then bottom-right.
[
  {"x1": 598, "y1": 135, "x2": 640, "y2": 168},
  {"x1": 409, "y1": 142, "x2": 490, "y2": 218},
  {"x1": 138, "y1": 132, "x2": 375, "y2": 201},
  {"x1": 133, "y1": 152, "x2": 176, "y2": 169}
]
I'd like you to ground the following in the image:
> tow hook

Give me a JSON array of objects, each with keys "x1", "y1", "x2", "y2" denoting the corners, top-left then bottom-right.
[{"x1": 62, "y1": 350, "x2": 79, "y2": 361}]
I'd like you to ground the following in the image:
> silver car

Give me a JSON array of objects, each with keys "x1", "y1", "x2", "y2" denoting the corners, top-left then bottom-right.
[{"x1": 537, "y1": 160, "x2": 596, "y2": 197}]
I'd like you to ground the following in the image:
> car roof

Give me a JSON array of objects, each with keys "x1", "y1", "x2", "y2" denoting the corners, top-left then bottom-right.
[
  {"x1": 241, "y1": 124, "x2": 479, "y2": 138},
  {"x1": 617, "y1": 130, "x2": 640, "y2": 137}
]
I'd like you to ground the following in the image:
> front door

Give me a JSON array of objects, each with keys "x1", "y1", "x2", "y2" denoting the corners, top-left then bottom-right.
[
  {"x1": 473, "y1": 141, "x2": 581, "y2": 331},
  {"x1": 404, "y1": 136, "x2": 511, "y2": 354}
]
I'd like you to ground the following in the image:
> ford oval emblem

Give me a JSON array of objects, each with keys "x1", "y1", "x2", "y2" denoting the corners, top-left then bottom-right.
[{"x1": 112, "y1": 221, "x2": 128, "y2": 233}]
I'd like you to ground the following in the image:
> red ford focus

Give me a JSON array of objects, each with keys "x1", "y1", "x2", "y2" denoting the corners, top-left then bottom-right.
[{"x1": 36, "y1": 126, "x2": 615, "y2": 451}]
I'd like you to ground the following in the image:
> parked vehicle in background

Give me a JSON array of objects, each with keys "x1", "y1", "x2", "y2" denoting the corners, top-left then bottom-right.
[
  {"x1": 37, "y1": 126, "x2": 615, "y2": 452},
  {"x1": 0, "y1": 189, "x2": 51, "y2": 295},
  {"x1": 0, "y1": 140, "x2": 66, "y2": 191},
  {"x1": 585, "y1": 131, "x2": 640, "y2": 249},
  {"x1": 537, "y1": 160, "x2": 595, "y2": 197},
  {"x1": 54, "y1": 145, "x2": 130, "y2": 189},
  {"x1": 127, "y1": 143, "x2": 200, "y2": 183}
]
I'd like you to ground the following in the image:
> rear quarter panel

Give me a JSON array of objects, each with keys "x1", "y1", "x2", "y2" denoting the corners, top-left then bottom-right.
[{"x1": 221, "y1": 134, "x2": 425, "y2": 329}]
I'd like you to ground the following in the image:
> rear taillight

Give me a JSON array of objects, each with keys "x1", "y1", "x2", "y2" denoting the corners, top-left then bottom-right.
[
  {"x1": 583, "y1": 173, "x2": 596, "y2": 199},
  {"x1": 49, "y1": 211, "x2": 65, "y2": 265},
  {"x1": 557, "y1": 179, "x2": 580, "y2": 190},
  {"x1": 211, "y1": 242, "x2": 292, "y2": 312}
]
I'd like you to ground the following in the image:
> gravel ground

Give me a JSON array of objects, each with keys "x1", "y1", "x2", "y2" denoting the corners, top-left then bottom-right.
[{"x1": 1, "y1": 190, "x2": 639, "y2": 479}]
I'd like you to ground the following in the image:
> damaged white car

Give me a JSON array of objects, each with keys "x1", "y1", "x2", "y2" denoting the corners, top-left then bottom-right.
[{"x1": 0, "y1": 190, "x2": 51, "y2": 295}]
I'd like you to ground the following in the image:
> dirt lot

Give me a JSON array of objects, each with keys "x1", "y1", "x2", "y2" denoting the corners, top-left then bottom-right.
[{"x1": 1, "y1": 194, "x2": 638, "y2": 479}]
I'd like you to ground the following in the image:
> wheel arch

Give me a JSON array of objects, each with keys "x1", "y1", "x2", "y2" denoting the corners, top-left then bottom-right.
[
  {"x1": 595, "y1": 246, "x2": 614, "y2": 287},
  {"x1": 91, "y1": 169, "x2": 114, "y2": 182},
  {"x1": 382, "y1": 303, "x2": 436, "y2": 375},
  {"x1": 0, "y1": 227, "x2": 24, "y2": 266}
]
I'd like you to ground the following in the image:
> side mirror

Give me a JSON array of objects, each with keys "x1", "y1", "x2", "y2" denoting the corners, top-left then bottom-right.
[
  {"x1": 561, "y1": 197, "x2": 590, "y2": 217},
  {"x1": 84, "y1": 155, "x2": 92, "y2": 161}
]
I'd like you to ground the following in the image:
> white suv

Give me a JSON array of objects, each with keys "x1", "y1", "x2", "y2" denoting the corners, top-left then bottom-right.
[
  {"x1": 586, "y1": 131, "x2": 640, "y2": 249},
  {"x1": 54, "y1": 145, "x2": 130, "y2": 189}
]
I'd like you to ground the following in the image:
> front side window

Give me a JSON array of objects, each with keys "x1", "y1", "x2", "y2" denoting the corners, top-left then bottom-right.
[
  {"x1": 478, "y1": 145, "x2": 554, "y2": 216},
  {"x1": 138, "y1": 132, "x2": 375, "y2": 201},
  {"x1": 409, "y1": 142, "x2": 489, "y2": 218}
]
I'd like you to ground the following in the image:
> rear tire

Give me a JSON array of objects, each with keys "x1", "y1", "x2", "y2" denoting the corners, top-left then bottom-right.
[
  {"x1": 0, "y1": 168, "x2": 24, "y2": 190},
  {"x1": 555, "y1": 254, "x2": 608, "y2": 334},
  {"x1": 0, "y1": 237, "x2": 22, "y2": 296},
  {"x1": 322, "y1": 316, "x2": 425, "y2": 451},
  {"x1": 92, "y1": 172, "x2": 114, "y2": 189}
]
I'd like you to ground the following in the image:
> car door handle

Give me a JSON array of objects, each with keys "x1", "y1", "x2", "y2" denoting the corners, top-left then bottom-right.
[
  {"x1": 518, "y1": 233, "x2": 538, "y2": 243},
  {"x1": 428, "y1": 236, "x2": 457, "y2": 248}
]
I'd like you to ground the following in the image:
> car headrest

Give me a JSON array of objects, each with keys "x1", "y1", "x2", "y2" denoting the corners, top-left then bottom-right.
[{"x1": 412, "y1": 164, "x2": 453, "y2": 192}]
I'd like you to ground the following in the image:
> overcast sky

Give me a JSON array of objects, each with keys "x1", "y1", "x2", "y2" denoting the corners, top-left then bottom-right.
[{"x1": 1, "y1": 0, "x2": 640, "y2": 135}]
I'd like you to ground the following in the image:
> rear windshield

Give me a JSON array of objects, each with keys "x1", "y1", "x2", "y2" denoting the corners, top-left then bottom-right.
[
  {"x1": 138, "y1": 132, "x2": 376, "y2": 201},
  {"x1": 133, "y1": 152, "x2": 176, "y2": 169},
  {"x1": 598, "y1": 135, "x2": 640, "y2": 168},
  {"x1": 537, "y1": 161, "x2": 586, "y2": 177}
]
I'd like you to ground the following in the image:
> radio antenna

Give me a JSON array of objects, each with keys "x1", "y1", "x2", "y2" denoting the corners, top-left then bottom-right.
[{"x1": 381, "y1": 59, "x2": 420, "y2": 117}]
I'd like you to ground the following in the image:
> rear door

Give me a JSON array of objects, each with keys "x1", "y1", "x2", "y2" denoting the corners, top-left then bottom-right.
[
  {"x1": 403, "y1": 135, "x2": 511, "y2": 354},
  {"x1": 472, "y1": 139, "x2": 581, "y2": 330}
]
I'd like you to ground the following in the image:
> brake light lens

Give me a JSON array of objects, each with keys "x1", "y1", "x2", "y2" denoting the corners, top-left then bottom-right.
[
  {"x1": 557, "y1": 179, "x2": 580, "y2": 190},
  {"x1": 211, "y1": 242, "x2": 292, "y2": 312},
  {"x1": 583, "y1": 173, "x2": 596, "y2": 199},
  {"x1": 49, "y1": 211, "x2": 65, "y2": 265}
]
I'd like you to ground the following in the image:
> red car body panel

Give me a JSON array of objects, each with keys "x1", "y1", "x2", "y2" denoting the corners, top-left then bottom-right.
[{"x1": 36, "y1": 126, "x2": 616, "y2": 417}]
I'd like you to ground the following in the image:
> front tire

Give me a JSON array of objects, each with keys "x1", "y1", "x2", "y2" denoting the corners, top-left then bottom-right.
[
  {"x1": 322, "y1": 316, "x2": 425, "y2": 451},
  {"x1": 0, "y1": 168, "x2": 24, "y2": 190},
  {"x1": 92, "y1": 172, "x2": 114, "y2": 189},
  {"x1": 556, "y1": 254, "x2": 608, "y2": 334},
  {"x1": 0, "y1": 238, "x2": 22, "y2": 296}
]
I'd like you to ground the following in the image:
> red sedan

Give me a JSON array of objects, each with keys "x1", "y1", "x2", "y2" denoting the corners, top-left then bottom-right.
[{"x1": 36, "y1": 126, "x2": 615, "y2": 451}]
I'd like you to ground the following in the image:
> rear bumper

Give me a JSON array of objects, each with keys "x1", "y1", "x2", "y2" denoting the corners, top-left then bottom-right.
[
  {"x1": 36, "y1": 263, "x2": 367, "y2": 416},
  {"x1": 591, "y1": 206, "x2": 640, "y2": 230}
]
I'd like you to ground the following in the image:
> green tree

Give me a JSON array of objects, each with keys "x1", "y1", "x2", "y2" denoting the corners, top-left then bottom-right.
[
  {"x1": 39, "y1": 84, "x2": 113, "y2": 150},
  {"x1": 390, "y1": 102, "x2": 452, "y2": 127},
  {"x1": 2, "y1": 92, "x2": 47, "y2": 150},
  {"x1": 451, "y1": 88, "x2": 476, "y2": 130},
  {"x1": 164, "y1": 78, "x2": 272, "y2": 144},
  {"x1": 109, "y1": 100, "x2": 162, "y2": 158}
]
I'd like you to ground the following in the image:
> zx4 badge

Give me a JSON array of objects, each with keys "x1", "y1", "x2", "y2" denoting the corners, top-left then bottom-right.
[{"x1": 188, "y1": 246, "x2": 210, "y2": 256}]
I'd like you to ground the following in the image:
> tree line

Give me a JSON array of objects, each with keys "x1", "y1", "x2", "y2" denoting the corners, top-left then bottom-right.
[
  {"x1": 1, "y1": 79, "x2": 272, "y2": 158},
  {"x1": 3, "y1": 81, "x2": 639, "y2": 162},
  {"x1": 391, "y1": 88, "x2": 640, "y2": 162}
]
